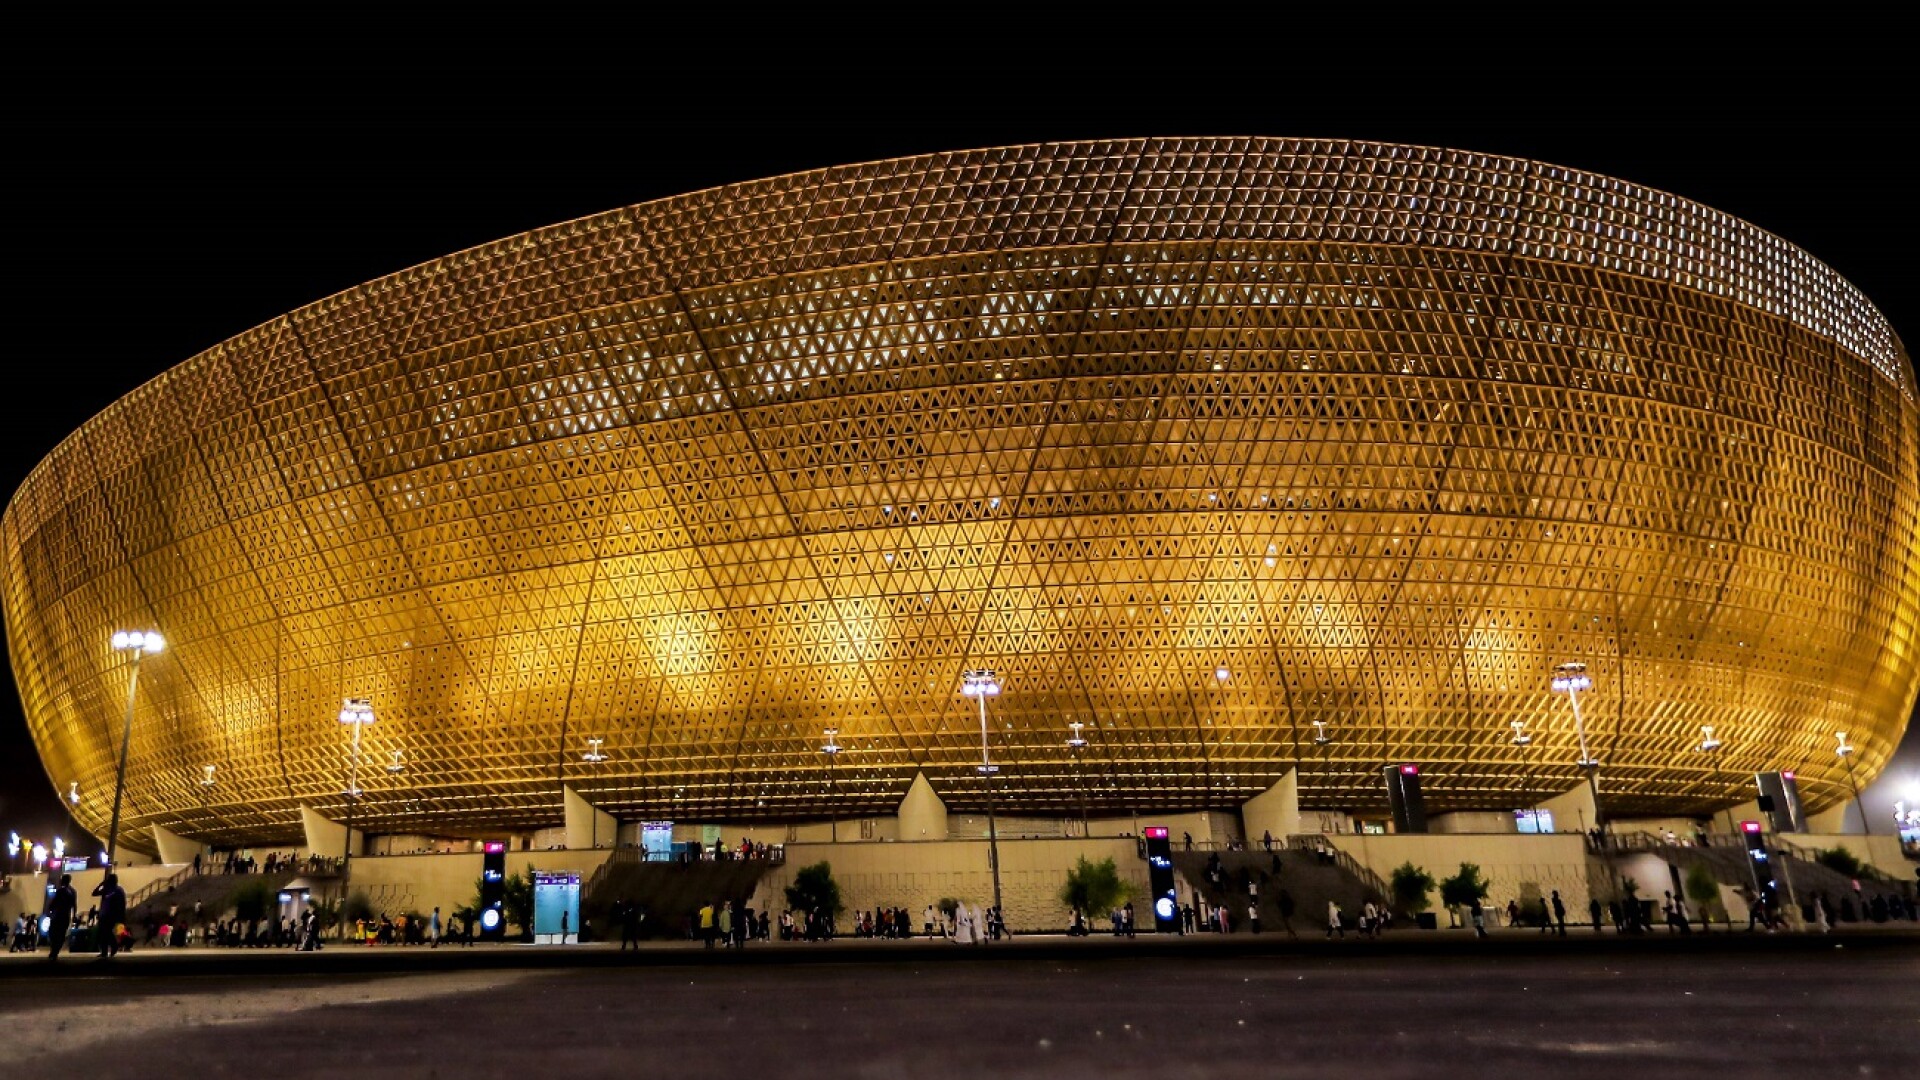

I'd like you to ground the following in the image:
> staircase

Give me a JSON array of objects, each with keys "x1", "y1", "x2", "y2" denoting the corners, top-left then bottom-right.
[
  {"x1": 125, "y1": 870, "x2": 299, "y2": 926},
  {"x1": 1173, "y1": 843, "x2": 1382, "y2": 936},
  {"x1": 1612, "y1": 832, "x2": 1916, "y2": 923},
  {"x1": 580, "y1": 852, "x2": 781, "y2": 940}
]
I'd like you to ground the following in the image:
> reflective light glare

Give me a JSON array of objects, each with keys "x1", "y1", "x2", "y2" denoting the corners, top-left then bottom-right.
[
  {"x1": 67, "y1": 781, "x2": 80, "y2": 804},
  {"x1": 338, "y1": 697, "x2": 375, "y2": 725},
  {"x1": 960, "y1": 669, "x2": 1000, "y2": 696},
  {"x1": 111, "y1": 629, "x2": 164, "y2": 653}
]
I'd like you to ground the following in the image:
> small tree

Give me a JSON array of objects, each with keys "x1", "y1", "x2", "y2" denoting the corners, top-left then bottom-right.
[
  {"x1": 1389, "y1": 862, "x2": 1435, "y2": 915},
  {"x1": 1684, "y1": 863, "x2": 1721, "y2": 931},
  {"x1": 1438, "y1": 862, "x2": 1491, "y2": 924},
  {"x1": 1059, "y1": 856, "x2": 1130, "y2": 920},
  {"x1": 784, "y1": 861, "x2": 844, "y2": 922},
  {"x1": 505, "y1": 870, "x2": 534, "y2": 940},
  {"x1": 1815, "y1": 847, "x2": 1865, "y2": 878},
  {"x1": 231, "y1": 878, "x2": 277, "y2": 924}
]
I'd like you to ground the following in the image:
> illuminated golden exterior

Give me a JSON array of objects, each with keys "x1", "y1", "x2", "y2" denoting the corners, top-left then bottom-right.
[{"x1": 6, "y1": 138, "x2": 1917, "y2": 848}]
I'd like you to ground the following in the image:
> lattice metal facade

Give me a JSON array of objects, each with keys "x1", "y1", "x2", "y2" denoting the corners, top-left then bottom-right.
[{"x1": 6, "y1": 138, "x2": 1917, "y2": 849}]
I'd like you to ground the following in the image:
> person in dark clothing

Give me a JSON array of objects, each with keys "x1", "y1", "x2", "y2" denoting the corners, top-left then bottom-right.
[
  {"x1": 1589, "y1": 897, "x2": 1603, "y2": 932},
  {"x1": 1550, "y1": 890, "x2": 1567, "y2": 936},
  {"x1": 46, "y1": 873, "x2": 78, "y2": 961},
  {"x1": 93, "y1": 873, "x2": 128, "y2": 959},
  {"x1": 1276, "y1": 889, "x2": 1298, "y2": 939},
  {"x1": 618, "y1": 898, "x2": 644, "y2": 950}
]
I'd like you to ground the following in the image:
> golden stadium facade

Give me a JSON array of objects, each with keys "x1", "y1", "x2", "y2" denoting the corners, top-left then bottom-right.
[{"x1": 6, "y1": 138, "x2": 1917, "y2": 849}]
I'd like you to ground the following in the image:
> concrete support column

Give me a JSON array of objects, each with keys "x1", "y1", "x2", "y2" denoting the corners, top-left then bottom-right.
[
  {"x1": 150, "y1": 822, "x2": 206, "y2": 866},
  {"x1": 563, "y1": 784, "x2": 618, "y2": 850},
  {"x1": 897, "y1": 771, "x2": 949, "y2": 841},
  {"x1": 1241, "y1": 769, "x2": 1301, "y2": 843},
  {"x1": 1537, "y1": 783, "x2": 1599, "y2": 834},
  {"x1": 301, "y1": 803, "x2": 361, "y2": 858}
]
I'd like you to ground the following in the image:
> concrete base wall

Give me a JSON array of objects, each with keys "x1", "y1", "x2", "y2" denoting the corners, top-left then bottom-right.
[
  {"x1": 1328, "y1": 833, "x2": 1595, "y2": 917},
  {"x1": 341, "y1": 848, "x2": 613, "y2": 921},
  {"x1": 751, "y1": 837, "x2": 1149, "y2": 932}
]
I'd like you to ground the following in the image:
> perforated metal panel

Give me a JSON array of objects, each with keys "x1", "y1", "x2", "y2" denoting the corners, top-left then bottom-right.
[{"x1": 6, "y1": 138, "x2": 1916, "y2": 849}]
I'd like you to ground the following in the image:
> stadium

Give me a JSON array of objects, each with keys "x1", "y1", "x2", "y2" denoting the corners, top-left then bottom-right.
[{"x1": 6, "y1": 137, "x2": 1917, "y2": 858}]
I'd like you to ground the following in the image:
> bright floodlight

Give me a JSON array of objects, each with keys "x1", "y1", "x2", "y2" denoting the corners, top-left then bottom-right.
[
  {"x1": 338, "y1": 698, "x2": 376, "y2": 725},
  {"x1": 1066, "y1": 720, "x2": 1088, "y2": 749},
  {"x1": 111, "y1": 629, "x2": 164, "y2": 653},
  {"x1": 200, "y1": 764, "x2": 217, "y2": 787},
  {"x1": 1214, "y1": 666, "x2": 1231, "y2": 682},
  {"x1": 386, "y1": 750, "x2": 406, "y2": 774},
  {"x1": 1834, "y1": 731, "x2": 1854, "y2": 757},
  {"x1": 581, "y1": 737, "x2": 608, "y2": 763},
  {"x1": 1510, "y1": 720, "x2": 1531, "y2": 746},
  {"x1": 1698, "y1": 725, "x2": 1722, "y2": 752},
  {"x1": 1311, "y1": 719, "x2": 1331, "y2": 746},
  {"x1": 1549, "y1": 662, "x2": 1591, "y2": 693},
  {"x1": 819, "y1": 727, "x2": 840, "y2": 756},
  {"x1": 67, "y1": 781, "x2": 80, "y2": 805},
  {"x1": 961, "y1": 669, "x2": 1000, "y2": 696}
]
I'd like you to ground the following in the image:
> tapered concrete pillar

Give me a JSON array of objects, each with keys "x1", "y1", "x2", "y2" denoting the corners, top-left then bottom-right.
[
  {"x1": 1241, "y1": 769, "x2": 1301, "y2": 841},
  {"x1": 1537, "y1": 783, "x2": 1599, "y2": 834},
  {"x1": 564, "y1": 784, "x2": 618, "y2": 849},
  {"x1": 1805, "y1": 803, "x2": 1850, "y2": 833},
  {"x1": 301, "y1": 804, "x2": 362, "y2": 858},
  {"x1": 897, "y1": 770, "x2": 949, "y2": 840},
  {"x1": 150, "y1": 822, "x2": 205, "y2": 866}
]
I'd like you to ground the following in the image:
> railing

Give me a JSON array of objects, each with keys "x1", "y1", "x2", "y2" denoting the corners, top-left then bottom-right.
[
  {"x1": 128, "y1": 864, "x2": 199, "y2": 909},
  {"x1": 1284, "y1": 834, "x2": 1392, "y2": 901}
]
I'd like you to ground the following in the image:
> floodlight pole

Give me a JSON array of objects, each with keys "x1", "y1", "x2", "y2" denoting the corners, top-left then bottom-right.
[
  {"x1": 338, "y1": 697, "x2": 376, "y2": 915},
  {"x1": 105, "y1": 631, "x2": 164, "y2": 872},
  {"x1": 1836, "y1": 733, "x2": 1869, "y2": 836},
  {"x1": 963, "y1": 670, "x2": 1004, "y2": 926}
]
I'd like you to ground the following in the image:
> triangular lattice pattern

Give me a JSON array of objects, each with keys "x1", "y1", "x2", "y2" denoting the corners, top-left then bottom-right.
[{"x1": 5, "y1": 138, "x2": 1917, "y2": 848}]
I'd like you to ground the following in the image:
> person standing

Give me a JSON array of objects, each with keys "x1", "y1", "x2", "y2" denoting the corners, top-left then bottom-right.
[
  {"x1": 620, "y1": 899, "x2": 643, "y2": 950},
  {"x1": 1247, "y1": 901, "x2": 1261, "y2": 935},
  {"x1": 1122, "y1": 901, "x2": 1135, "y2": 939},
  {"x1": 1550, "y1": 891, "x2": 1567, "y2": 936},
  {"x1": 1326, "y1": 899, "x2": 1343, "y2": 939},
  {"x1": 1276, "y1": 889, "x2": 1298, "y2": 939},
  {"x1": 1469, "y1": 896, "x2": 1488, "y2": 939},
  {"x1": 429, "y1": 906, "x2": 443, "y2": 948},
  {"x1": 93, "y1": 873, "x2": 127, "y2": 959},
  {"x1": 46, "y1": 873, "x2": 78, "y2": 961},
  {"x1": 698, "y1": 902, "x2": 716, "y2": 948}
]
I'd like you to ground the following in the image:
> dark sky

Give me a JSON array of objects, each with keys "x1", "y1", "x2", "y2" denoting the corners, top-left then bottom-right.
[{"x1": 3, "y1": 56, "x2": 1917, "y2": 849}]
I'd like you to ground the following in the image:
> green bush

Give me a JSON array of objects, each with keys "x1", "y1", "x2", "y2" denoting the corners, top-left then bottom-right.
[
  {"x1": 784, "y1": 861, "x2": 844, "y2": 919},
  {"x1": 1815, "y1": 847, "x2": 1865, "y2": 878},
  {"x1": 1059, "y1": 856, "x2": 1130, "y2": 917},
  {"x1": 1438, "y1": 863, "x2": 1490, "y2": 910},
  {"x1": 1390, "y1": 862, "x2": 1435, "y2": 914}
]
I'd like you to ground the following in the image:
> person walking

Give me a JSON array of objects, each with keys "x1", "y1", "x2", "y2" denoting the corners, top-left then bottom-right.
[
  {"x1": 698, "y1": 902, "x2": 717, "y2": 948},
  {"x1": 1121, "y1": 901, "x2": 1135, "y2": 939},
  {"x1": 46, "y1": 873, "x2": 78, "y2": 961},
  {"x1": 1262, "y1": 830, "x2": 1274, "y2": 852},
  {"x1": 1276, "y1": 889, "x2": 1298, "y2": 939},
  {"x1": 1470, "y1": 896, "x2": 1488, "y2": 939},
  {"x1": 620, "y1": 898, "x2": 643, "y2": 950},
  {"x1": 716, "y1": 903, "x2": 731, "y2": 948},
  {"x1": 429, "y1": 906, "x2": 443, "y2": 948},
  {"x1": 93, "y1": 872, "x2": 127, "y2": 960},
  {"x1": 1550, "y1": 891, "x2": 1567, "y2": 936},
  {"x1": 1589, "y1": 897, "x2": 1604, "y2": 932},
  {"x1": 1326, "y1": 899, "x2": 1344, "y2": 939},
  {"x1": 559, "y1": 909, "x2": 571, "y2": 945}
]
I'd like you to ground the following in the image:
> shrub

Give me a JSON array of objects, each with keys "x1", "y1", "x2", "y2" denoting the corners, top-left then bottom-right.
[
  {"x1": 1390, "y1": 862, "x2": 1435, "y2": 915},
  {"x1": 1059, "y1": 856, "x2": 1130, "y2": 917},
  {"x1": 1438, "y1": 863, "x2": 1491, "y2": 910},
  {"x1": 1814, "y1": 847, "x2": 1865, "y2": 878},
  {"x1": 784, "y1": 861, "x2": 844, "y2": 919}
]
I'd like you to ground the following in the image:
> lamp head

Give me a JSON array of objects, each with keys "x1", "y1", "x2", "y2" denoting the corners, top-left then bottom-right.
[
  {"x1": 960, "y1": 669, "x2": 1000, "y2": 696},
  {"x1": 112, "y1": 629, "x2": 164, "y2": 653},
  {"x1": 338, "y1": 698, "x2": 375, "y2": 725}
]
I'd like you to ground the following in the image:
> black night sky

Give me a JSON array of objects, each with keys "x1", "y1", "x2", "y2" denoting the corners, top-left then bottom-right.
[{"x1": 3, "y1": 54, "x2": 1916, "y2": 852}]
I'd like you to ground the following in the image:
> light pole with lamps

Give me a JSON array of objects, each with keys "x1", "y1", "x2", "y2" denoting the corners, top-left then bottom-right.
[
  {"x1": 820, "y1": 728, "x2": 841, "y2": 842},
  {"x1": 961, "y1": 670, "x2": 1004, "y2": 925},
  {"x1": 105, "y1": 629, "x2": 164, "y2": 871},
  {"x1": 1549, "y1": 661, "x2": 1603, "y2": 828},
  {"x1": 580, "y1": 738, "x2": 608, "y2": 848},
  {"x1": 338, "y1": 697, "x2": 375, "y2": 904},
  {"x1": 1834, "y1": 732, "x2": 1870, "y2": 835},
  {"x1": 1066, "y1": 721, "x2": 1090, "y2": 836}
]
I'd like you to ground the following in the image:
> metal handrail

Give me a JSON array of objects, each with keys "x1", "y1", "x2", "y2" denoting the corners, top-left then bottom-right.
[
  {"x1": 1284, "y1": 834, "x2": 1392, "y2": 902},
  {"x1": 127, "y1": 864, "x2": 198, "y2": 908}
]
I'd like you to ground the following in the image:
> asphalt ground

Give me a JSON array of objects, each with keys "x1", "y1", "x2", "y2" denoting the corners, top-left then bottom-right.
[{"x1": 1, "y1": 930, "x2": 1915, "y2": 1078}]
